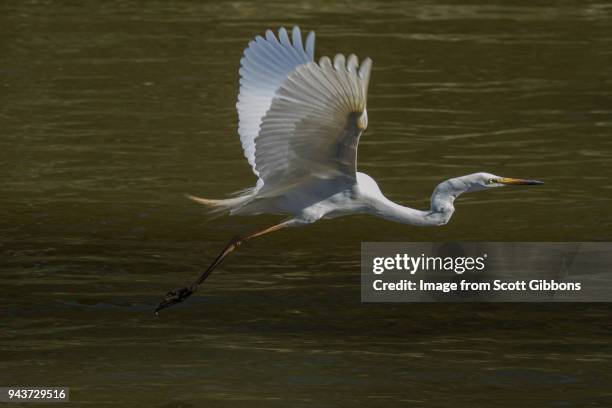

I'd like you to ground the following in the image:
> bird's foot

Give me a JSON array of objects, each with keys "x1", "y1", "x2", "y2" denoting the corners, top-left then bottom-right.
[{"x1": 154, "y1": 285, "x2": 197, "y2": 316}]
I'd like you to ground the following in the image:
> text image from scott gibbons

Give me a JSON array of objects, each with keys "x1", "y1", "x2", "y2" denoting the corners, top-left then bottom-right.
[{"x1": 361, "y1": 242, "x2": 612, "y2": 302}]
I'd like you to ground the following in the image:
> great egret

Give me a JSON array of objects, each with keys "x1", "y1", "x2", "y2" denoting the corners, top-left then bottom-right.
[{"x1": 154, "y1": 26, "x2": 543, "y2": 314}]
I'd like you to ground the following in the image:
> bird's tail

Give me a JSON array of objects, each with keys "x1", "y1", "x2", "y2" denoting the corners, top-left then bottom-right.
[{"x1": 186, "y1": 190, "x2": 255, "y2": 216}]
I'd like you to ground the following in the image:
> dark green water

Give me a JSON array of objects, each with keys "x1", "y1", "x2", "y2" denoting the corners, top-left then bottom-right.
[{"x1": 2, "y1": 1, "x2": 612, "y2": 406}]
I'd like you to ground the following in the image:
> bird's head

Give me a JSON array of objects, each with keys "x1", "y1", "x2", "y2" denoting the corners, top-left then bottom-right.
[
  {"x1": 431, "y1": 172, "x2": 544, "y2": 211},
  {"x1": 464, "y1": 172, "x2": 544, "y2": 193},
  {"x1": 430, "y1": 172, "x2": 544, "y2": 223}
]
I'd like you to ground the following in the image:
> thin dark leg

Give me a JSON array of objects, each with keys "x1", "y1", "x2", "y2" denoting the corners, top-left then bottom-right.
[{"x1": 154, "y1": 222, "x2": 289, "y2": 315}]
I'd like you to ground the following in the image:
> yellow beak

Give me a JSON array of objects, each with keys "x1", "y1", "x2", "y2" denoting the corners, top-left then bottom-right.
[{"x1": 497, "y1": 177, "x2": 544, "y2": 185}]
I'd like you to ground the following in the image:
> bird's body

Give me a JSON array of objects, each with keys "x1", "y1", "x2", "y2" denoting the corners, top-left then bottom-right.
[
  {"x1": 192, "y1": 170, "x2": 456, "y2": 227},
  {"x1": 234, "y1": 171, "x2": 454, "y2": 226},
  {"x1": 155, "y1": 26, "x2": 542, "y2": 314}
]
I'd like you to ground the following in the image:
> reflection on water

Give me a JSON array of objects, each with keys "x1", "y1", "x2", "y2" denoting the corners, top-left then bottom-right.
[{"x1": 2, "y1": 1, "x2": 612, "y2": 406}]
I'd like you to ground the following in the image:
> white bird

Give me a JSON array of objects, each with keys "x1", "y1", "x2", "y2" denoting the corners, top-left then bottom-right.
[{"x1": 155, "y1": 26, "x2": 543, "y2": 314}]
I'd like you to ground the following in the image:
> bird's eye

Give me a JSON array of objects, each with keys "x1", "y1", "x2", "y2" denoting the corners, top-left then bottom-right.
[{"x1": 487, "y1": 178, "x2": 496, "y2": 184}]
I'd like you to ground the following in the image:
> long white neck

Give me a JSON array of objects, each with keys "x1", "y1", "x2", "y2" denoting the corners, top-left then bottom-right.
[{"x1": 370, "y1": 176, "x2": 474, "y2": 226}]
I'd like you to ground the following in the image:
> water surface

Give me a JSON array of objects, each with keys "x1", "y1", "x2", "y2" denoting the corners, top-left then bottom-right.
[{"x1": 2, "y1": 1, "x2": 612, "y2": 406}]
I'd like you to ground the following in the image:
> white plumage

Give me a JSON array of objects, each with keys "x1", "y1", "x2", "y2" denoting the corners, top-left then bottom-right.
[
  {"x1": 156, "y1": 26, "x2": 542, "y2": 314},
  {"x1": 192, "y1": 26, "x2": 374, "y2": 221},
  {"x1": 237, "y1": 27, "x2": 315, "y2": 186}
]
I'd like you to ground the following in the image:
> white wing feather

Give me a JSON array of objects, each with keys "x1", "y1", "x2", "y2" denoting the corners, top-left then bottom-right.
[
  {"x1": 191, "y1": 28, "x2": 372, "y2": 215},
  {"x1": 236, "y1": 27, "x2": 314, "y2": 186},
  {"x1": 253, "y1": 55, "x2": 372, "y2": 195}
]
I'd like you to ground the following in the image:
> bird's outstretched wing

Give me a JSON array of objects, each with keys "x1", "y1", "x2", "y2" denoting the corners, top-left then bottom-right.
[
  {"x1": 254, "y1": 54, "x2": 372, "y2": 196},
  {"x1": 237, "y1": 27, "x2": 314, "y2": 187}
]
